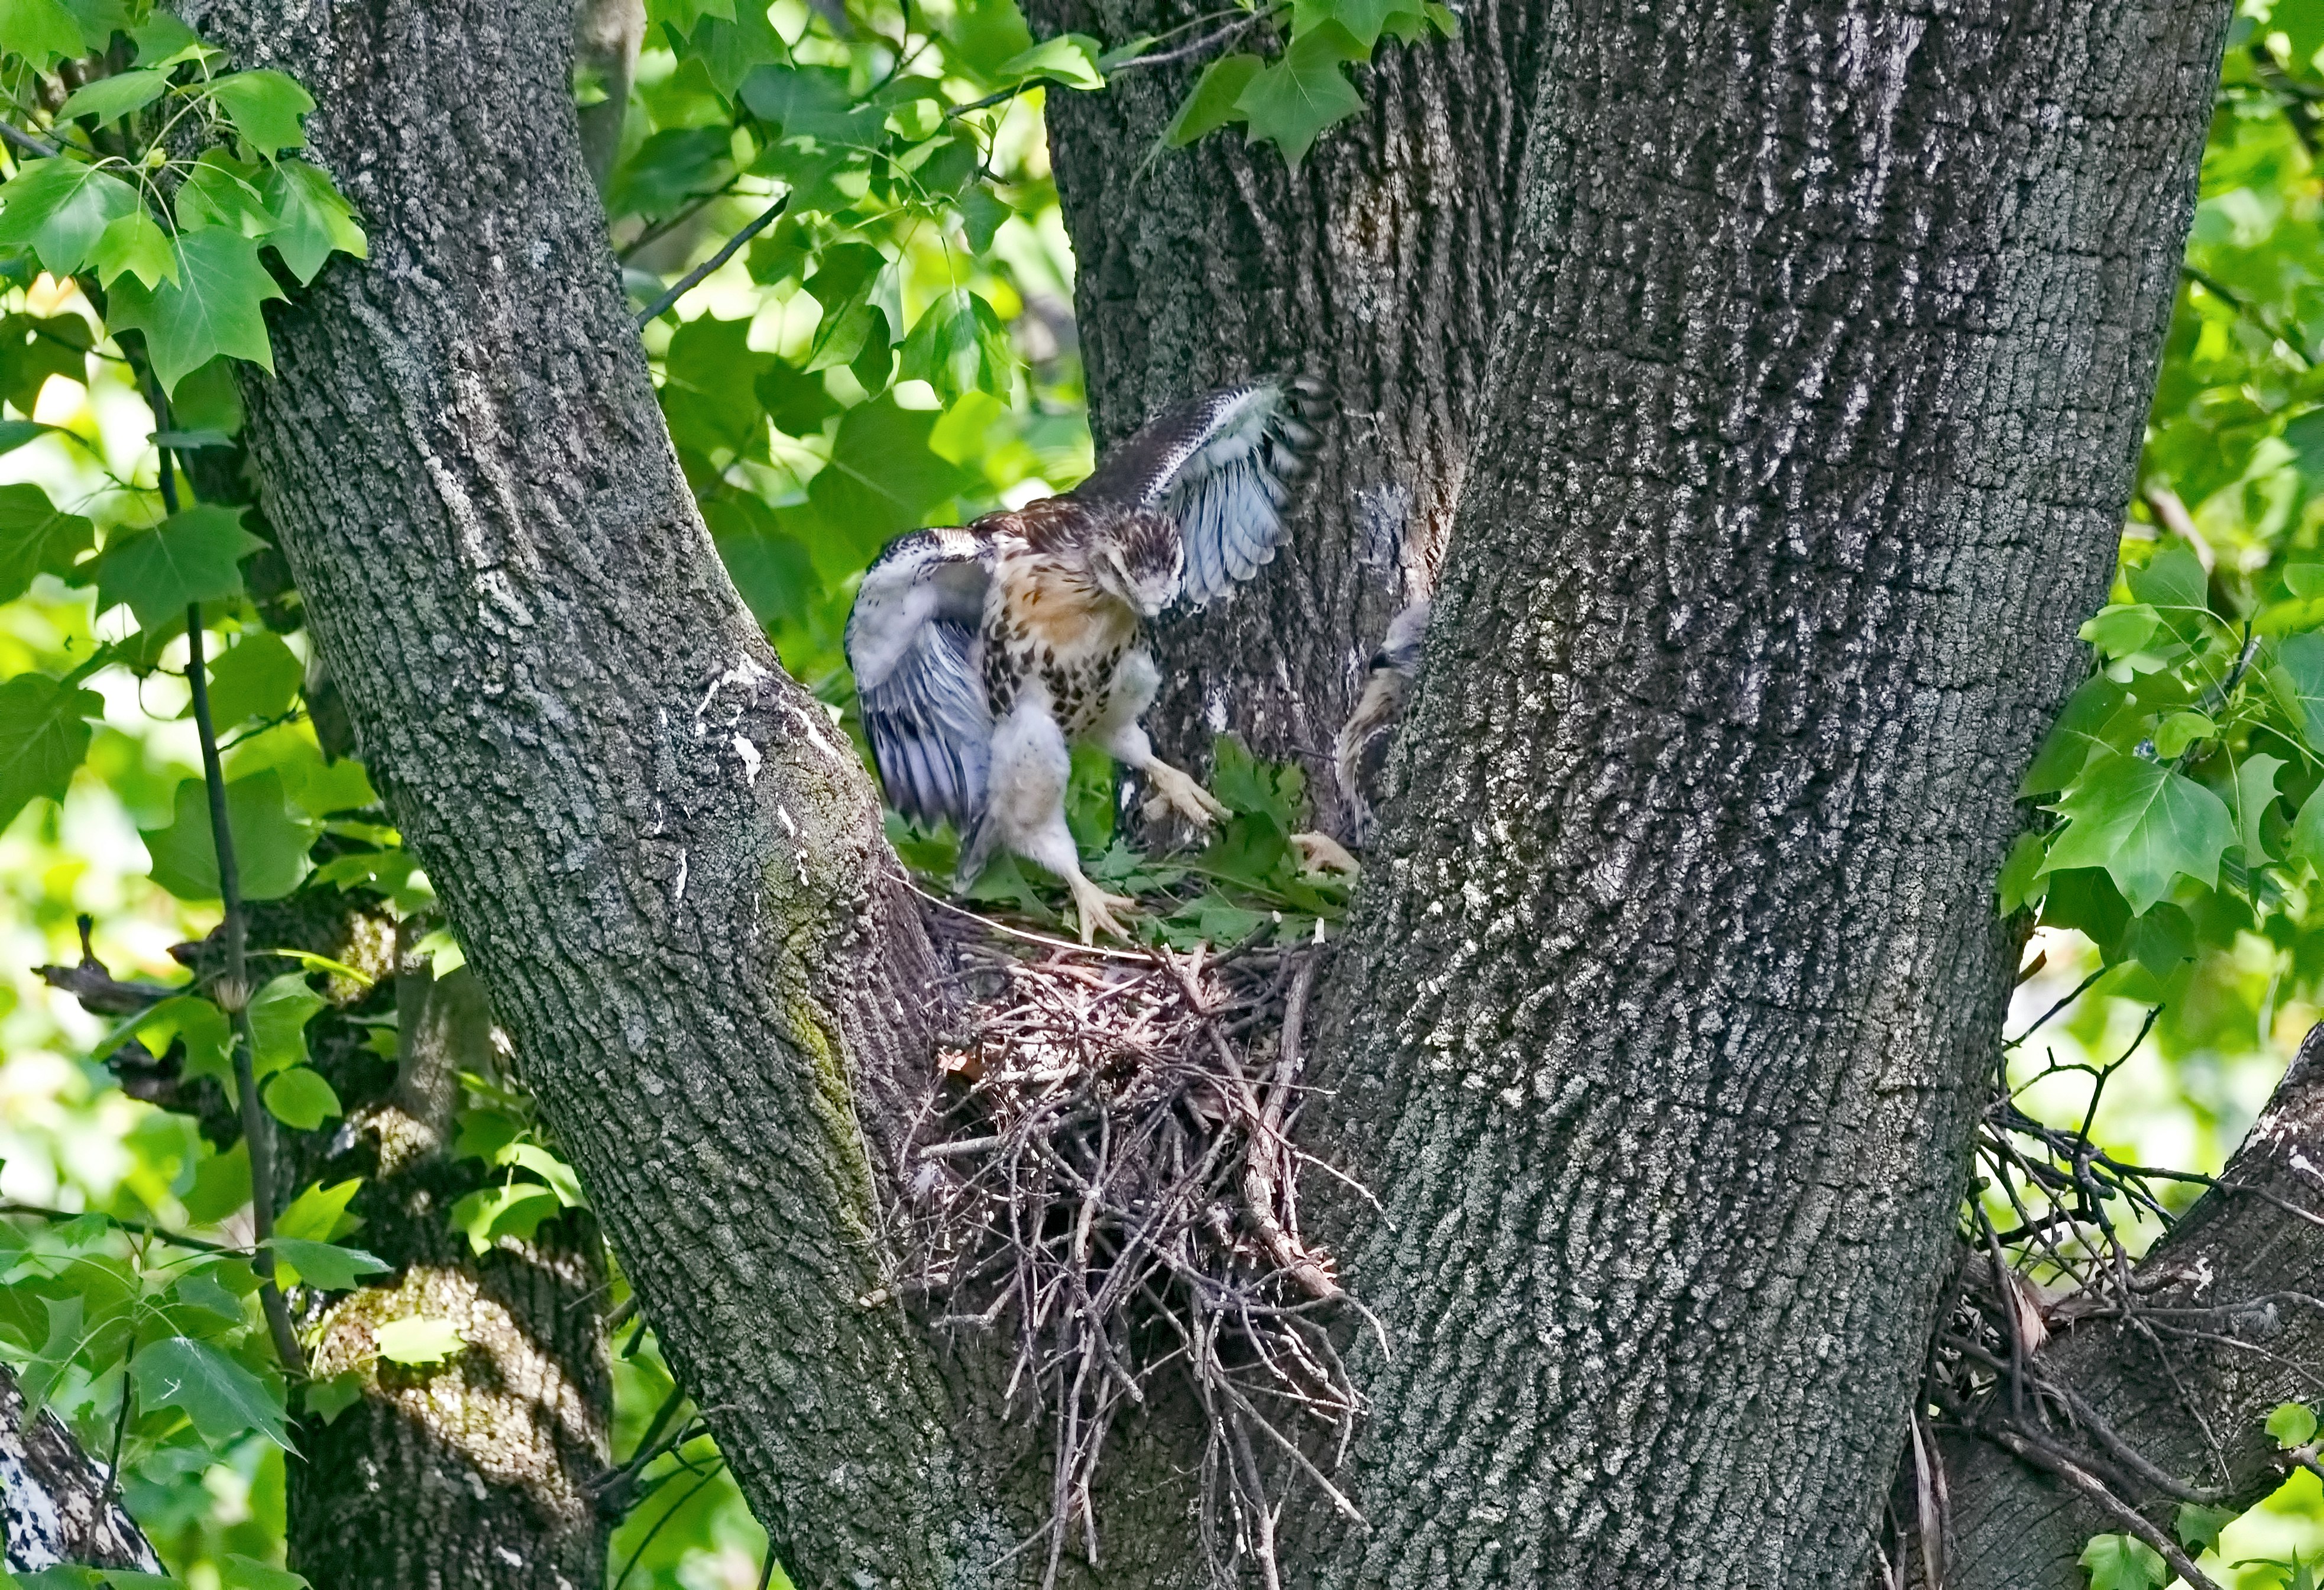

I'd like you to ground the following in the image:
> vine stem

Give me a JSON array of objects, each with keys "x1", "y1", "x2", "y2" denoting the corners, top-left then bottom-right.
[{"x1": 166, "y1": 431, "x2": 307, "y2": 1379}]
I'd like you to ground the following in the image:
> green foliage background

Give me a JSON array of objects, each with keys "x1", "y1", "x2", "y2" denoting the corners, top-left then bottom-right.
[{"x1": 7, "y1": 0, "x2": 2324, "y2": 1586}]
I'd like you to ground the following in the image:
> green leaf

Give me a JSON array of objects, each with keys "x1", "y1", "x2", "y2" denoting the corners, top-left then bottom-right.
[
  {"x1": 0, "y1": 671, "x2": 99, "y2": 829},
  {"x1": 955, "y1": 182, "x2": 1009, "y2": 251},
  {"x1": 130, "y1": 9, "x2": 206, "y2": 67},
  {"x1": 808, "y1": 395, "x2": 976, "y2": 550},
  {"x1": 705, "y1": 491, "x2": 815, "y2": 628},
  {"x1": 93, "y1": 208, "x2": 176, "y2": 290},
  {"x1": 2176, "y1": 1502, "x2": 2235, "y2": 1552},
  {"x1": 260, "y1": 160, "x2": 364, "y2": 285},
  {"x1": 2077, "y1": 1533, "x2": 2166, "y2": 1590},
  {"x1": 0, "y1": 417, "x2": 54, "y2": 454},
  {"x1": 799, "y1": 240, "x2": 889, "y2": 370},
  {"x1": 449, "y1": 1181, "x2": 562, "y2": 1255},
  {"x1": 2080, "y1": 602, "x2": 2161, "y2": 658},
  {"x1": 1997, "y1": 829, "x2": 2047, "y2": 914},
  {"x1": 2041, "y1": 749, "x2": 2235, "y2": 914},
  {"x1": 200, "y1": 629, "x2": 302, "y2": 725},
  {"x1": 132, "y1": 1334, "x2": 290, "y2": 1447},
  {"x1": 177, "y1": 150, "x2": 278, "y2": 238},
  {"x1": 0, "y1": 0, "x2": 92, "y2": 65},
  {"x1": 2230, "y1": 752, "x2": 2286, "y2": 861},
  {"x1": 59, "y1": 67, "x2": 169, "y2": 126},
  {"x1": 2121, "y1": 902, "x2": 2196, "y2": 978},
  {"x1": 0, "y1": 160, "x2": 141, "y2": 276},
  {"x1": 503, "y1": 1143, "x2": 585, "y2": 1206},
  {"x1": 2127, "y1": 543, "x2": 2212, "y2": 621},
  {"x1": 0, "y1": 312, "x2": 92, "y2": 411},
  {"x1": 2270, "y1": 1400, "x2": 2319, "y2": 1447},
  {"x1": 737, "y1": 64, "x2": 880, "y2": 146},
  {"x1": 105, "y1": 228, "x2": 287, "y2": 393},
  {"x1": 1290, "y1": 0, "x2": 1429, "y2": 49},
  {"x1": 246, "y1": 971, "x2": 323, "y2": 1077},
  {"x1": 275, "y1": 1178, "x2": 363, "y2": 1243},
  {"x1": 1163, "y1": 53, "x2": 1263, "y2": 146},
  {"x1": 1235, "y1": 21, "x2": 1367, "y2": 170},
  {"x1": 898, "y1": 288, "x2": 1012, "y2": 399},
  {"x1": 131, "y1": 994, "x2": 232, "y2": 1088},
  {"x1": 138, "y1": 770, "x2": 319, "y2": 901},
  {"x1": 2296, "y1": 779, "x2": 2324, "y2": 875},
  {"x1": 206, "y1": 69, "x2": 313, "y2": 157},
  {"x1": 0, "y1": 483, "x2": 92, "y2": 602},
  {"x1": 96, "y1": 504, "x2": 265, "y2": 629},
  {"x1": 218, "y1": 1556, "x2": 306, "y2": 1590},
  {"x1": 261, "y1": 1237, "x2": 386, "y2": 1291},
  {"x1": 2270, "y1": 632, "x2": 2324, "y2": 749},
  {"x1": 997, "y1": 33, "x2": 1105, "y2": 89},
  {"x1": 302, "y1": 1369, "x2": 364, "y2": 1423},
  {"x1": 261, "y1": 1066, "x2": 340, "y2": 1129},
  {"x1": 181, "y1": 1139, "x2": 251, "y2": 1225},
  {"x1": 373, "y1": 1316, "x2": 464, "y2": 1365}
]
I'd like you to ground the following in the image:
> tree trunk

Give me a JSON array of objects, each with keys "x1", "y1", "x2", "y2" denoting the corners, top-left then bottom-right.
[
  {"x1": 164, "y1": 1, "x2": 2238, "y2": 1586},
  {"x1": 1941, "y1": 1021, "x2": 2324, "y2": 1588},
  {"x1": 1, "y1": 1364, "x2": 161, "y2": 1574},
  {"x1": 1283, "y1": 2, "x2": 2227, "y2": 1582},
  {"x1": 1032, "y1": 1, "x2": 1543, "y2": 835},
  {"x1": 281, "y1": 953, "x2": 613, "y2": 1590},
  {"x1": 174, "y1": 1, "x2": 991, "y2": 1582}
]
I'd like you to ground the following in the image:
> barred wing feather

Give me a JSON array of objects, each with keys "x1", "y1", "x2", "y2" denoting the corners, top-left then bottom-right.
[
  {"x1": 1075, "y1": 377, "x2": 1323, "y2": 609},
  {"x1": 844, "y1": 528, "x2": 994, "y2": 827}
]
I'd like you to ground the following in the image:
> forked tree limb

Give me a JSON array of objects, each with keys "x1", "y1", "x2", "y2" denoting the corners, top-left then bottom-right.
[{"x1": 1943, "y1": 1023, "x2": 2324, "y2": 1588}]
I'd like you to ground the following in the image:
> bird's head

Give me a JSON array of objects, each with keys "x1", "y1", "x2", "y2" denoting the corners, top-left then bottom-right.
[{"x1": 1092, "y1": 510, "x2": 1184, "y2": 618}]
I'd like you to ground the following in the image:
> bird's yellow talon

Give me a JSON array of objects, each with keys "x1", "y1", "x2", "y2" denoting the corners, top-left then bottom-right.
[{"x1": 1291, "y1": 831, "x2": 1359, "y2": 875}]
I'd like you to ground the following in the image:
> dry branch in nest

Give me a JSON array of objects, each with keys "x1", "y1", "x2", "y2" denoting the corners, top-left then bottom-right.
[{"x1": 899, "y1": 907, "x2": 1374, "y2": 1590}]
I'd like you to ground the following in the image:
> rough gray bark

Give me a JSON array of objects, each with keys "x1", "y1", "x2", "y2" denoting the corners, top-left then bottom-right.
[
  {"x1": 173, "y1": 2, "x2": 1001, "y2": 1583},
  {"x1": 1, "y1": 1365, "x2": 161, "y2": 1574},
  {"x1": 1284, "y1": 2, "x2": 2230, "y2": 1583},
  {"x1": 153, "y1": 0, "x2": 2254, "y2": 1585},
  {"x1": 1031, "y1": 0, "x2": 1542, "y2": 836},
  {"x1": 1941, "y1": 1022, "x2": 2324, "y2": 1589},
  {"x1": 281, "y1": 946, "x2": 614, "y2": 1590}
]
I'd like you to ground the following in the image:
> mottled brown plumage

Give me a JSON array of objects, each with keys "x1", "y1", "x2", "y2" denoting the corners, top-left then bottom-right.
[{"x1": 846, "y1": 378, "x2": 1326, "y2": 941}]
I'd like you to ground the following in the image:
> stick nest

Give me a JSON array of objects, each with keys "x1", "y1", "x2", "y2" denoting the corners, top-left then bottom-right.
[{"x1": 898, "y1": 908, "x2": 1372, "y2": 1589}]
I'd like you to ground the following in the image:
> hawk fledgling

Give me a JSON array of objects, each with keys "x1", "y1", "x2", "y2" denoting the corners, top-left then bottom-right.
[
  {"x1": 846, "y1": 378, "x2": 1325, "y2": 942},
  {"x1": 1334, "y1": 596, "x2": 1430, "y2": 847}
]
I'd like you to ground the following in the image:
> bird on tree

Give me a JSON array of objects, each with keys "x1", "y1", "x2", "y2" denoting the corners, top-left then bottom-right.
[{"x1": 845, "y1": 377, "x2": 1324, "y2": 942}]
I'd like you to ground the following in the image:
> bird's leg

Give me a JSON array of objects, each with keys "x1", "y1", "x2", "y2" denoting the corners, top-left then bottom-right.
[
  {"x1": 1137, "y1": 757, "x2": 1231, "y2": 830},
  {"x1": 1064, "y1": 871, "x2": 1138, "y2": 945},
  {"x1": 1290, "y1": 832, "x2": 1360, "y2": 875}
]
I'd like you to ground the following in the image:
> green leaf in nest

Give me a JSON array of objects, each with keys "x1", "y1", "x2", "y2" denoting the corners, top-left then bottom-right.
[
  {"x1": 2039, "y1": 749, "x2": 2234, "y2": 914},
  {"x1": 105, "y1": 228, "x2": 287, "y2": 393},
  {"x1": 0, "y1": 671, "x2": 100, "y2": 830},
  {"x1": 96, "y1": 505, "x2": 266, "y2": 629},
  {"x1": 132, "y1": 1334, "x2": 291, "y2": 1447}
]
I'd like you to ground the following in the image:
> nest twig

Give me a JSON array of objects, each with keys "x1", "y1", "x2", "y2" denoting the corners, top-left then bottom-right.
[{"x1": 899, "y1": 916, "x2": 1371, "y2": 1589}]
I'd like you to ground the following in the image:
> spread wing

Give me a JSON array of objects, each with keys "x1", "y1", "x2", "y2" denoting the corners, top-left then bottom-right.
[
  {"x1": 1074, "y1": 376, "x2": 1325, "y2": 609},
  {"x1": 844, "y1": 526, "x2": 995, "y2": 827}
]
